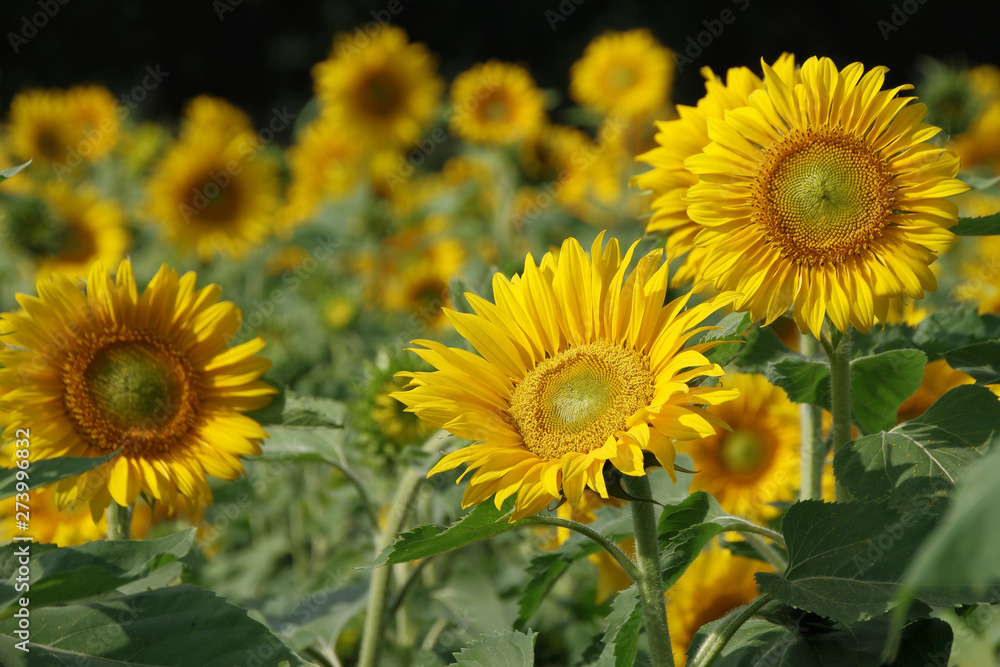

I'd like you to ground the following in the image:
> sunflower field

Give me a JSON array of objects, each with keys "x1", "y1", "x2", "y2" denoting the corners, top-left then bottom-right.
[{"x1": 3, "y1": 3, "x2": 1000, "y2": 666}]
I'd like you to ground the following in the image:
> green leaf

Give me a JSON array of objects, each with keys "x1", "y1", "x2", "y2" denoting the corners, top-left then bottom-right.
[
  {"x1": 374, "y1": 500, "x2": 518, "y2": 567},
  {"x1": 0, "y1": 528, "x2": 196, "y2": 611},
  {"x1": 701, "y1": 312, "x2": 753, "y2": 367},
  {"x1": 517, "y1": 539, "x2": 599, "y2": 626},
  {"x1": 246, "y1": 387, "x2": 346, "y2": 427},
  {"x1": 0, "y1": 451, "x2": 119, "y2": 500},
  {"x1": 0, "y1": 160, "x2": 31, "y2": 181},
  {"x1": 704, "y1": 613, "x2": 951, "y2": 667},
  {"x1": 587, "y1": 587, "x2": 642, "y2": 667},
  {"x1": 733, "y1": 324, "x2": 797, "y2": 374},
  {"x1": 951, "y1": 212, "x2": 1000, "y2": 235},
  {"x1": 0, "y1": 585, "x2": 313, "y2": 666},
  {"x1": 849, "y1": 350, "x2": 926, "y2": 433},
  {"x1": 254, "y1": 426, "x2": 349, "y2": 464},
  {"x1": 854, "y1": 307, "x2": 1000, "y2": 361},
  {"x1": 452, "y1": 629, "x2": 536, "y2": 667},
  {"x1": 766, "y1": 358, "x2": 830, "y2": 407},
  {"x1": 835, "y1": 385, "x2": 1000, "y2": 508},
  {"x1": 945, "y1": 341, "x2": 1000, "y2": 384},
  {"x1": 657, "y1": 491, "x2": 727, "y2": 541}
]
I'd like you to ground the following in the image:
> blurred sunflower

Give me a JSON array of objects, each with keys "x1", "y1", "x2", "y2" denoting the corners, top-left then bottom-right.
[
  {"x1": 313, "y1": 26, "x2": 442, "y2": 148},
  {"x1": 953, "y1": 235, "x2": 1000, "y2": 313},
  {"x1": 896, "y1": 359, "x2": 975, "y2": 423},
  {"x1": 179, "y1": 95, "x2": 255, "y2": 143},
  {"x1": 635, "y1": 54, "x2": 798, "y2": 286},
  {"x1": 7, "y1": 89, "x2": 79, "y2": 167},
  {"x1": 667, "y1": 544, "x2": 771, "y2": 666},
  {"x1": 394, "y1": 233, "x2": 739, "y2": 520},
  {"x1": 1, "y1": 183, "x2": 128, "y2": 280},
  {"x1": 280, "y1": 116, "x2": 361, "y2": 232},
  {"x1": 682, "y1": 373, "x2": 799, "y2": 524},
  {"x1": 0, "y1": 259, "x2": 276, "y2": 517},
  {"x1": 147, "y1": 99, "x2": 280, "y2": 260},
  {"x1": 570, "y1": 29, "x2": 673, "y2": 119},
  {"x1": 0, "y1": 488, "x2": 105, "y2": 546},
  {"x1": 520, "y1": 125, "x2": 594, "y2": 207},
  {"x1": 379, "y1": 235, "x2": 465, "y2": 329},
  {"x1": 64, "y1": 85, "x2": 120, "y2": 160},
  {"x1": 684, "y1": 56, "x2": 967, "y2": 337},
  {"x1": 449, "y1": 61, "x2": 546, "y2": 145}
]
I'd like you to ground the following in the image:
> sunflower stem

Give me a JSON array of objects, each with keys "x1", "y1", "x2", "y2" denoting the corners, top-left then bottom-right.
[
  {"x1": 740, "y1": 533, "x2": 787, "y2": 572},
  {"x1": 106, "y1": 502, "x2": 132, "y2": 540},
  {"x1": 357, "y1": 434, "x2": 443, "y2": 667},
  {"x1": 522, "y1": 516, "x2": 640, "y2": 582},
  {"x1": 826, "y1": 328, "x2": 853, "y2": 501},
  {"x1": 798, "y1": 332, "x2": 825, "y2": 500},
  {"x1": 622, "y1": 474, "x2": 676, "y2": 667},
  {"x1": 688, "y1": 594, "x2": 773, "y2": 667}
]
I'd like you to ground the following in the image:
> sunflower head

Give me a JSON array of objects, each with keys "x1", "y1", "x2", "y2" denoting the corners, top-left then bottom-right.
[
  {"x1": 0, "y1": 258, "x2": 276, "y2": 517},
  {"x1": 683, "y1": 56, "x2": 968, "y2": 336},
  {"x1": 570, "y1": 29, "x2": 674, "y2": 118},
  {"x1": 448, "y1": 60, "x2": 547, "y2": 145},
  {"x1": 393, "y1": 232, "x2": 740, "y2": 520}
]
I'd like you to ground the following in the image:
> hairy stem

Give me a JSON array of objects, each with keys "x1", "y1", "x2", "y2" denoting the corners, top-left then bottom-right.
[
  {"x1": 826, "y1": 328, "x2": 853, "y2": 501},
  {"x1": 106, "y1": 502, "x2": 132, "y2": 540}
]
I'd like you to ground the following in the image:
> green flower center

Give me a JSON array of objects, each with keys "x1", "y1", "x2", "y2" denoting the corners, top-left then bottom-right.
[
  {"x1": 610, "y1": 66, "x2": 635, "y2": 89},
  {"x1": 484, "y1": 95, "x2": 510, "y2": 122},
  {"x1": 752, "y1": 127, "x2": 895, "y2": 265},
  {"x1": 509, "y1": 341, "x2": 654, "y2": 459},
  {"x1": 719, "y1": 428, "x2": 769, "y2": 475},
  {"x1": 85, "y1": 343, "x2": 181, "y2": 428}
]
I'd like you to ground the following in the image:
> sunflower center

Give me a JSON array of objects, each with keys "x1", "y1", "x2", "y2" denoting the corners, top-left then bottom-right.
[
  {"x1": 63, "y1": 332, "x2": 200, "y2": 453},
  {"x1": 508, "y1": 341, "x2": 655, "y2": 459},
  {"x1": 610, "y1": 65, "x2": 635, "y2": 89},
  {"x1": 483, "y1": 95, "x2": 510, "y2": 122},
  {"x1": 719, "y1": 428, "x2": 768, "y2": 475},
  {"x1": 361, "y1": 73, "x2": 401, "y2": 116},
  {"x1": 752, "y1": 126, "x2": 895, "y2": 265},
  {"x1": 36, "y1": 127, "x2": 64, "y2": 161},
  {"x1": 188, "y1": 175, "x2": 241, "y2": 224}
]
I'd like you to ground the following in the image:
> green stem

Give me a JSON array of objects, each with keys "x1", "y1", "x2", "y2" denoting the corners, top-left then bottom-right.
[
  {"x1": 724, "y1": 520, "x2": 786, "y2": 550},
  {"x1": 106, "y1": 502, "x2": 132, "y2": 540},
  {"x1": 826, "y1": 328, "x2": 853, "y2": 501},
  {"x1": 798, "y1": 333, "x2": 825, "y2": 500},
  {"x1": 740, "y1": 533, "x2": 787, "y2": 572},
  {"x1": 622, "y1": 475, "x2": 676, "y2": 667},
  {"x1": 357, "y1": 436, "x2": 443, "y2": 667},
  {"x1": 689, "y1": 594, "x2": 773, "y2": 667},
  {"x1": 522, "y1": 516, "x2": 640, "y2": 582}
]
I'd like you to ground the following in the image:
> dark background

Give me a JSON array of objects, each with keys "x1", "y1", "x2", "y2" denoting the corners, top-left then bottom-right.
[{"x1": 2, "y1": 0, "x2": 997, "y2": 134}]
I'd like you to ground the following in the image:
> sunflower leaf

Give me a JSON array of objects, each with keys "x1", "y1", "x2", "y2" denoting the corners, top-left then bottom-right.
[
  {"x1": 766, "y1": 358, "x2": 831, "y2": 407},
  {"x1": 849, "y1": 350, "x2": 927, "y2": 433},
  {"x1": 372, "y1": 499, "x2": 517, "y2": 567},
  {"x1": 944, "y1": 341, "x2": 1000, "y2": 384},
  {"x1": 0, "y1": 585, "x2": 314, "y2": 666},
  {"x1": 247, "y1": 387, "x2": 346, "y2": 427},
  {"x1": 834, "y1": 385, "x2": 1000, "y2": 508},
  {"x1": 517, "y1": 539, "x2": 601, "y2": 627},
  {"x1": 700, "y1": 311, "x2": 754, "y2": 367},
  {"x1": 0, "y1": 528, "x2": 196, "y2": 612},
  {"x1": 855, "y1": 307, "x2": 1000, "y2": 361},
  {"x1": 0, "y1": 160, "x2": 31, "y2": 181},
  {"x1": 757, "y1": 499, "x2": 1000, "y2": 624},
  {"x1": 452, "y1": 629, "x2": 536, "y2": 667},
  {"x1": 951, "y1": 212, "x2": 1000, "y2": 235},
  {"x1": 585, "y1": 586, "x2": 642, "y2": 667},
  {"x1": 0, "y1": 450, "x2": 120, "y2": 500}
]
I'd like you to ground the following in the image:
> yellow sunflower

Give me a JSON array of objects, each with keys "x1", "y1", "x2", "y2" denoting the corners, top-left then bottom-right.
[
  {"x1": 0, "y1": 488, "x2": 105, "y2": 546},
  {"x1": 682, "y1": 373, "x2": 799, "y2": 524},
  {"x1": 570, "y1": 29, "x2": 673, "y2": 119},
  {"x1": 0, "y1": 259, "x2": 276, "y2": 517},
  {"x1": 449, "y1": 61, "x2": 546, "y2": 145},
  {"x1": 635, "y1": 54, "x2": 799, "y2": 285},
  {"x1": 1, "y1": 183, "x2": 128, "y2": 280},
  {"x1": 896, "y1": 359, "x2": 975, "y2": 423},
  {"x1": 667, "y1": 544, "x2": 771, "y2": 666},
  {"x1": 313, "y1": 26, "x2": 442, "y2": 148},
  {"x1": 146, "y1": 108, "x2": 280, "y2": 260},
  {"x1": 6, "y1": 89, "x2": 79, "y2": 167},
  {"x1": 64, "y1": 85, "x2": 121, "y2": 160},
  {"x1": 953, "y1": 234, "x2": 1000, "y2": 313},
  {"x1": 684, "y1": 56, "x2": 968, "y2": 337},
  {"x1": 179, "y1": 95, "x2": 255, "y2": 143},
  {"x1": 379, "y1": 235, "x2": 466, "y2": 329},
  {"x1": 393, "y1": 233, "x2": 739, "y2": 520}
]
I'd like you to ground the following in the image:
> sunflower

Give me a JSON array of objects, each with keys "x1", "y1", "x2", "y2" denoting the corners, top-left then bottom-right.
[
  {"x1": 896, "y1": 359, "x2": 975, "y2": 423},
  {"x1": 0, "y1": 488, "x2": 105, "y2": 546},
  {"x1": 1, "y1": 182, "x2": 128, "y2": 280},
  {"x1": 146, "y1": 104, "x2": 280, "y2": 260},
  {"x1": 179, "y1": 95, "x2": 255, "y2": 143},
  {"x1": 0, "y1": 259, "x2": 276, "y2": 517},
  {"x1": 667, "y1": 544, "x2": 771, "y2": 666},
  {"x1": 6, "y1": 89, "x2": 79, "y2": 167},
  {"x1": 683, "y1": 56, "x2": 968, "y2": 337},
  {"x1": 64, "y1": 85, "x2": 121, "y2": 160},
  {"x1": 449, "y1": 61, "x2": 546, "y2": 145},
  {"x1": 393, "y1": 233, "x2": 739, "y2": 520},
  {"x1": 635, "y1": 54, "x2": 799, "y2": 285},
  {"x1": 313, "y1": 26, "x2": 442, "y2": 149},
  {"x1": 682, "y1": 373, "x2": 799, "y2": 524},
  {"x1": 378, "y1": 235, "x2": 466, "y2": 329},
  {"x1": 280, "y1": 116, "x2": 361, "y2": 231},
  {"x1": 570, "y1": 29, "x2": 673, "y2": 119}
]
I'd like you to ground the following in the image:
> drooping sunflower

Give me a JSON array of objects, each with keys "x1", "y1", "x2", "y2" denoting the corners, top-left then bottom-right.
[
  {"x1": 0, "y1": 259, "x2": 276, "y2": 517},
  {"x1": 682, "y1": 373, "x2": 799, "y2": 524},
  {"x1": 146, "y1": 100, "x2": 280, "y2": 261},
  {"x1": 393, "y1": 233, "x2": 739, "y2": 520},
  {"x1": 313, "y1": 26, "x2": 442, "y2": 148},
  {"x1": 683, "y1": 56, "x2": 968, "y2": 337},
  {"x1": 449, "y1": 61, "x2": 546, "y2": 146},
  {"x1": 570, "y1": 29, "x2": 673, "y2": 119},
  {"x1": 1, "y1": 182, "x2": 128, "y2": 280},
  {"x1": 667, "y1": 544, "x2": 771, "y2": 666},
  {"x1": 635, "y1": 54, "x2": 799, "y2": 285}
]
